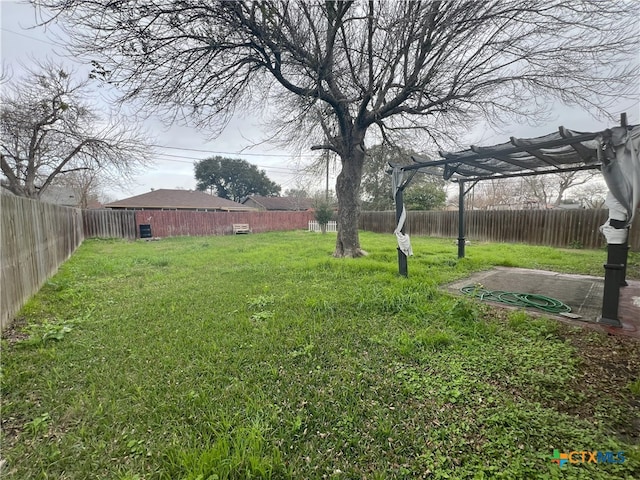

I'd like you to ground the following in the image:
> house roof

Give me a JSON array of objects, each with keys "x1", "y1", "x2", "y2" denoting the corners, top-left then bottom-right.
[
  {"x1": 40, "y1": 186, "x2": 81, "y2": 207},
  {"x1": 242, "y1": 195, "x2": 314, "y2": 210},
  {"x1": 105, "y1": 189, "x2": 253, "y2": 211}
]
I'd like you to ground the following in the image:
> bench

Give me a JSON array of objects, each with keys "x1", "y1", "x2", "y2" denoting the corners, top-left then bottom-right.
[{"x1": 232, "y1": 223, "x2": 252, "y2": 234}]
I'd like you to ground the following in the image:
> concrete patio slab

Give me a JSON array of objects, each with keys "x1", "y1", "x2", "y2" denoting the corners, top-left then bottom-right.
[{"x1": 446, "y1": 267, "x2": 640, "y2": 338}]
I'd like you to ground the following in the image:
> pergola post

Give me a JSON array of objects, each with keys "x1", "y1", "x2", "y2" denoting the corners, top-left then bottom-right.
[
  {"x1": 457, "y1": 181, "x2": 466, "y2": 259},
  {"x1": 598, "y1": 113, "x2": 632, "y2": 328},
  {"x1": 395, "y1": 186, "x2": 408, "y2": 277},
  {"x1": 600, "y1": 241, "x2": 627, "y2": 327}
]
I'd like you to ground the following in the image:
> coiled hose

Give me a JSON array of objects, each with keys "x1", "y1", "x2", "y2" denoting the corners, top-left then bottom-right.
[{"x1": 460, "y1": 286, "x2": 571, "y2": 314}]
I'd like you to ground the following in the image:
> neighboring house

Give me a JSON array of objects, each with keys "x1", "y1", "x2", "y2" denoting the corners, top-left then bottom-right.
[
  {"x1": 242, "y1": 195, "x2": 314, "y2": 211},
  {"x1": 105, "y1": 189, "x2": 255, "y2": 211},
  {"x1": 39, "y1": 186, "x2": 82, "y2": 207},
  {"x1": 85, "y1": 197, "x2": 104, "y2": 209},
  {"x1": 1, "y1": 185, "x2": 103, "y2": 208}
]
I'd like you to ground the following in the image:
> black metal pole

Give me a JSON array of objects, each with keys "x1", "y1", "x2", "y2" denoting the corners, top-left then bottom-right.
[
  {"x1": 458, "y1": 181, "x2": 466, "y2": 259},
  {"x1": 395, "y1": 187, "x2": 408, "y2": 277},
  {"x1": 615, "y1": 241, "x2": 630, "y2": 287},
  {"x1": 598, "y1": 112, "x2": 631, "y2": 327},
  {"x1": 600, "y1": 242, "x2": 626, "y2": 327}
]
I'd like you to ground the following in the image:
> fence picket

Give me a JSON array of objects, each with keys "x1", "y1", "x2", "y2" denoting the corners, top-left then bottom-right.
[
  {"x1": 1, "y1": 194, "x2": 84, "y2": 330},
  {"x1": 308, "y1": 220, "x2": 338, "y2": 232},
  {"x1": 359, "y1": 209, "x2": 639, "y2": 250}
]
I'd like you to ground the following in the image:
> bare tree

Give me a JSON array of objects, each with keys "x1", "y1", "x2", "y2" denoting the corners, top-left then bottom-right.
[
  {"x1": 568, "y1": 179, "x2": 609, "y2": 209},
  {"x1": 524, "y1": 171, "x2": 600, "y2": 207},
  {"x1": 0, "y1": 61, "x2": 152, "y2": 199},
  {"x1": 32, "y1": 1, "x2": 638, "y2": 256},
  {"x1": 464, "y1": 171, "x2": 601, "y2": 209},
  {"x1": 465, "y1": 179, "x2": 533, "y2": 210},
  {"x1": 0, "y1": 61, "x2": 12, "y2": 85},
  {"x1": 51, "y1": 168, "x2": 109, "y2": 208},
  {"x1": 284, "y1": 187, "x2": 310, "y2": 198}
]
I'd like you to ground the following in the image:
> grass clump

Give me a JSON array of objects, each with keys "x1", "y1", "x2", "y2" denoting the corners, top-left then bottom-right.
[
  {"x1": 164, "y1": 421, "x2": 285, "y2": 480},
  {"x1": 1, "y1": 231, "x2": 638, "y2": 479}
]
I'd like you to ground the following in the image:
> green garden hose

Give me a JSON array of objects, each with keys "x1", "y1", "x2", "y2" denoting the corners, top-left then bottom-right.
[{"x1": 460, "y1": 286, "x2": 571, "y2": 314}]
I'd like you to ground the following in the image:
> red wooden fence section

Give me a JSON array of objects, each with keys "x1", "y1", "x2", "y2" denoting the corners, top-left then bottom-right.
[
  {"x1": 84, "y1": 209, "x2": 137, "y2": 239},
  {"x1": 133, "y1": 210, "x2": 315, "y2": 238}
]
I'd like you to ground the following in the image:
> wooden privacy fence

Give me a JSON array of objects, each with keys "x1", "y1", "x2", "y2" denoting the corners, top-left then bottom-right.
[
  {"x1": 1, "y1": 194, "x2": 84, "y2": 331},
  {"x1": 1, "y1": 204, "x2": 311, "y2": 330},
  {"x1": 134, "y1": 210, "x2": 315, "y2": 238},
  {"x1": 82, "y1": 209, "x2": 316, "y2": 239},
  {"x1": 360, "y1": 209, "x2": 640, "y2": 250},
  {"x1": 83, "y1": 209, "x2": 137, "y2": 239}
]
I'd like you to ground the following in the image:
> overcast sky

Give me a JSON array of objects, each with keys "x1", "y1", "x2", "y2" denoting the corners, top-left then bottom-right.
[
  {"x1": 1, "y1": 1, "x2": 332, "y2": 200},
  {"x1": 2, "y1": 1, "x2": 638, "y2": 201}
]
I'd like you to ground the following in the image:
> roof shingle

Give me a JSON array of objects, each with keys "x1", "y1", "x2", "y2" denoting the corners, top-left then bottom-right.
[{"x1": 105, "y1": 189, "x2": 253, "y2": 211}]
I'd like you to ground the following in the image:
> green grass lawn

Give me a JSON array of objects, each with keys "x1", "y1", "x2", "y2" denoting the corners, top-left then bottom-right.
[{"x1": 2, "y1": 231, "x2": 639, "y2": 479}]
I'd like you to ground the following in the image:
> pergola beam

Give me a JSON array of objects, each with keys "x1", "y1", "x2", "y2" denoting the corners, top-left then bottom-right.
[
  {"x1": 511, "y1": 138, "x2": 561, "y2": 168},
  {"x1": 450, "y1": 163, "x2": 600, "y2": 183},
  {"x1": 470, "y1": 146, "x2": 537, "y2": 171},
  {"x1": 407, "y1": 130, "x2": 599, "y2": 172}
]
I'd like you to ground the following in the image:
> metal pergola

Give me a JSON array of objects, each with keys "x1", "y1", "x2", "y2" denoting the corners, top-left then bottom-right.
[{"x1": 391, "y1": 115, "x2": 636, "y2": 327}]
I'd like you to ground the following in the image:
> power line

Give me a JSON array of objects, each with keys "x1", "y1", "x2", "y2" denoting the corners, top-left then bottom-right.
[
  {"x1": 2, "y1": 27, "x2": 328, "y2": 169},
  {"x1": 0, "y1": 28, "x2": 55, "y2": 45},
  {"x1": 151, "y1": 155, "x2": 323, "y2": 180},
  {"x1": 152, "y1": 152, "x2": 314, "y2": 174},
  {"x1": 151, "y1": 143, "x2": 318, "y2": 158}
]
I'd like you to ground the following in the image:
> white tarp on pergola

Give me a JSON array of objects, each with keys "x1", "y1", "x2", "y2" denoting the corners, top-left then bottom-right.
[{"x1": 600, "y1": 126, "x2": 640, "y2": 243}]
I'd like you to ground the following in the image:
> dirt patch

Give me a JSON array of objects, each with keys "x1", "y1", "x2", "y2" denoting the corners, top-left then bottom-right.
[
  {"x1": 1, "y1": 317, "x2": 30, "y2": 345},
  {"x1": 558, "y1": 325, "x2": 640, "y2": 443}
]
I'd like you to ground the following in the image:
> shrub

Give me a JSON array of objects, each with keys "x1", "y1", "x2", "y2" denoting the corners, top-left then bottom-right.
[{"x1": 314, "y1": 202, "x2": 334, "y2": 234}]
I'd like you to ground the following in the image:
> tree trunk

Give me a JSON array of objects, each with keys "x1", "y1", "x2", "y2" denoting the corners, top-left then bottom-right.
[{"x1": 334, "y1": 143, "x2": 366, "y2": 258}]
